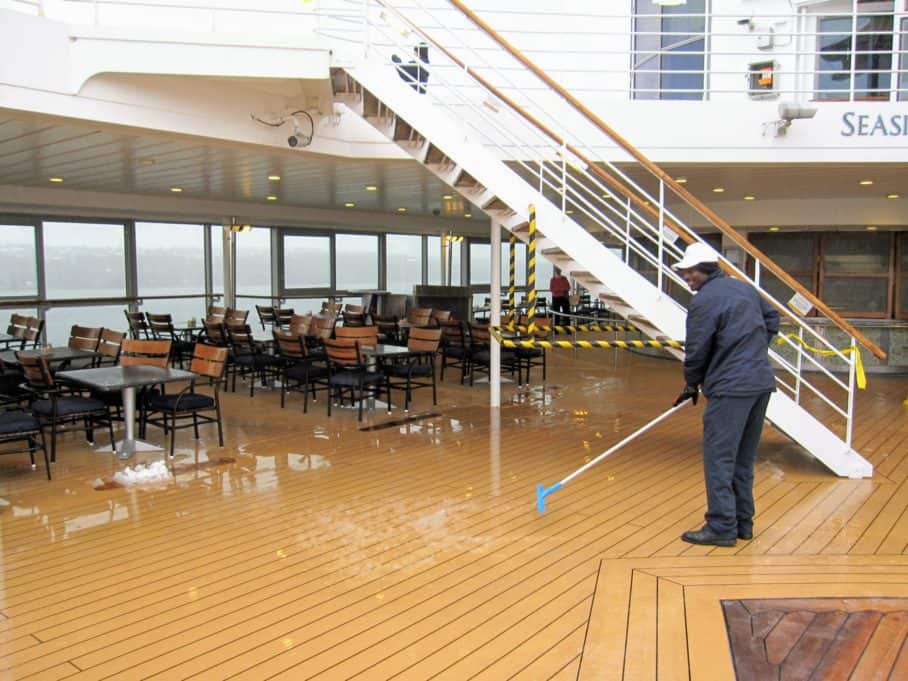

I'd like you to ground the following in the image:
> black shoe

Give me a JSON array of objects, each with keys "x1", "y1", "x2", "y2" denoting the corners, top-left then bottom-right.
[
  {"x1": 738, "y1": 527, "x2": 753, "y2": 540},
  {"x1": 681, "y1": 527, "x2": 736, "y2": 547}
]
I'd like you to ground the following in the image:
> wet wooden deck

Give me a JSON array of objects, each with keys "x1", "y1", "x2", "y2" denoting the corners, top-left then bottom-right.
[{"x1": 1, "y1": 349, "x2": 907, "y2": 679}]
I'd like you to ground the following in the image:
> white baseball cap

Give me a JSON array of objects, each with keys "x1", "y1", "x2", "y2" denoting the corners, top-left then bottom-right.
[{"x1": 673, "y1": 242, "x2": 719, "y2": 270}]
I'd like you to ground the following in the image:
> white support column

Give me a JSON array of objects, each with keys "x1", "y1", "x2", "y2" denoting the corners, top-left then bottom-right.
[
  {"x1": 490, "y1": 218, "x2": 501, "y2": 407},
  {"x1": 223, "y1": 227, "x2": 236, "y2": 309}
]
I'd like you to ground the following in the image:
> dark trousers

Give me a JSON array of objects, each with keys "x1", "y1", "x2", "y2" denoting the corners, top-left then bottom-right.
[
  {"x1": 551, "y1": 296, "x2": 570, "y2": 326},
  {"x1": 702, "y1": 392, "x2": 772, "y2": 537}
]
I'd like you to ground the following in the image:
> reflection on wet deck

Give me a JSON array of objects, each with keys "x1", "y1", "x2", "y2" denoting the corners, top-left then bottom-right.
[{"x1": 1, "y1": 350, "x2": 907, "y2": 679}]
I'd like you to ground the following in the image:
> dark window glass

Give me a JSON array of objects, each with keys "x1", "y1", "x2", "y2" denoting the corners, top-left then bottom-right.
[
  {"x1": 817, "y1": 14, "x2": 893, "y2": 100},
  {"x1": 632, "y1": 0, "x2": 706, "y2": 100}
]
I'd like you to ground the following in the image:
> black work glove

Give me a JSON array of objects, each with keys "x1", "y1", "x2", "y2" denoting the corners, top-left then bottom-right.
[{"x1": 673, "y1": 384, "x2": 699, "y2": 407}]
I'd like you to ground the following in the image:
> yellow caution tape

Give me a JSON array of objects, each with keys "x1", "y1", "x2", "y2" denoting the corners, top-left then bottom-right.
[
  {"x1": 776, "y1": 334, "x2": 866, "y2": 390},
  {"x1": 490, "y1": 327, "x2": 682, "y2": 350},
  {"x1": 501, "y1": 323, "x2": 639, "y2": 334}
]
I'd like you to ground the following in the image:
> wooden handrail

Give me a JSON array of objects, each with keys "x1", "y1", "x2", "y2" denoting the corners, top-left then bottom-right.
[{"x1": 435, "y1": 0, "x2": 885, "y2": 360}]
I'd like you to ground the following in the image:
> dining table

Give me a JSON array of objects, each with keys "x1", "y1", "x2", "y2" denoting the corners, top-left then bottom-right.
[
  {"x1": 56, "y1": 365, "x2": 196, "y2": 459},
  {"x1": 0, "y1": 346, "x2": 101, "y2": 367}
]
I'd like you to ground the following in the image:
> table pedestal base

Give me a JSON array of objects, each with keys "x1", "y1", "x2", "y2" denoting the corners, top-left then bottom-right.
[{"x1": 107, "y1": 438, "x2": 162, "y2": 459}]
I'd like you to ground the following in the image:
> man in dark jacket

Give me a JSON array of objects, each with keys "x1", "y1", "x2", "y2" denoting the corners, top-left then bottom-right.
[{"x1": 672, "y1": 242, "x2": 779, "y2": 546}]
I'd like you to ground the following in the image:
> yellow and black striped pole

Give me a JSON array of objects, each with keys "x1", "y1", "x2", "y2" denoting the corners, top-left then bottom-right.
[
  {"x1": 527, "y1": 205, "x2": 537, "y2": 334},
  {"x1": 508, "y1": 234, "x2": 516, "y2": 324}
]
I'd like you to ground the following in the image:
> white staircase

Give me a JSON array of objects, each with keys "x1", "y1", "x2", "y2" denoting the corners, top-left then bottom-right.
[{"x1": 331, "y1": 28, "x2": 874, "y2": 478}]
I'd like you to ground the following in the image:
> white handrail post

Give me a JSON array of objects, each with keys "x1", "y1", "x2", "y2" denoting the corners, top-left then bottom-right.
[
  {"x1": 490, "y1": 218, "x2": 502, "y2": 407},
  {"x1": 657, "y1": 180, "x2": 665, "y2": 292},
  {"x1": 846, "y1": 336, "x2": 857, "y2": 448},
  {"x1": 795, "y1": 326, "x2": 804, "y2": 404}
]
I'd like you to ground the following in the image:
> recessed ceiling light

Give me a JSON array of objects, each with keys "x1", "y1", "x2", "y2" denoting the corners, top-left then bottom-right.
[
  {"x1": 887, "y1": 193, "x2": 900, "y2": 199},
  {"x1": 49, "y1": 177, "x2": 64, "y2": 183},
  {"x1": 859, "y1": 179, "x2": 873, "y2": 186},
  {"x1": 712, "y1": 187, "x2": 725, "y2": 193},
  {"x1": 866, "y1": 225, "x2": 878, "y2": 231},
  {"x1": 601, "y1": 192, "x2": 613, "y2": 199},
  {"x1": 674, "y1": 177, "x2": 688, "y2": 184},
  {"x1": 266, "y1": 195, "x2": 278, "y2": 201},
  {"x1": 442, "y1": 194, "x2": 454, "y2": 200},
  {"x1": 464, "y1": 213, "x2": 472, "y2": 218},
  {"x1": 397, "y1": 207, "x2": 407, "y2": 213},
  {"x1": 139, "y1": 158, "x2": 156, "y2": 166},
  {"x1": 344, "y1": 202, "x2": 355, "y2": 208},
  {"x1": 170, "y1": 187, "x2": 183, "y2": 193},
  {"x1": 365, "y1": 185, "x2": 378, "y2": 191},
  {"x1": 743, "y1": 195, "x2": 756, "y2": 201},
  {"x1": 769, "y1": 226, "x2": 780, "y2": 232},
  {"x1": 566, "y1": 209, "x2": 575, "y2": 214},
  {"x1": 267, "y1": 175, "x2": 281, "y2": 181}
]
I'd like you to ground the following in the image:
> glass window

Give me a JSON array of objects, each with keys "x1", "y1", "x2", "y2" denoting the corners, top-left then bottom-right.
[
  {"x1": 501, "y1": 241, "x2": 527, "y2": 286},
  {"x1": 469, "y1": 242, "x2": 490, "y2": 285},
  {"x1": 335, "y1": 234, "x2": 378, "y2": 291},
  {"x1": 0, "y1": 224, "x2": 38, "y2": 298},
  {"x1": 45, "y1": 305, "x2": 126, "y2": 347},
  {"x1": 136, "y1": 222, "x2": 206, "y2": 326},
  {"x1": 900, "y1": 17, "x2": 908, "y2": 100},
  {"x1": 427, "y1": 236, "x2": 462, "y2": 286},
  {"x1": 817, "y1": 13, "x2": 893, "y2": 100},
  {"x1": 236, "y1": 227, "x2": 272, "y2": 298},
  {"x1": 536, "y1": 255, "x2": 554, "y2": 297},
  {"x1": 749, "y1": 233, "x2": 818, "y2": 308},
  {"x1": 632, "y1": 0, "x2": 706, "y2": 100},
  {"x1": 43, "y1": 221, "x2": 126, "y2": 300},
  {"x1": 283, "y1": 234, "x2": 330, "y2": 289},
  {"x1": 386, "y1": 234, "x2": 422, "y2": 294},
  {"x1": 211, "y1": 224, "x2": 224, "y2": 297},
  {"x1": 820, "y1": 232, "x2": 891, "y2": 316}
]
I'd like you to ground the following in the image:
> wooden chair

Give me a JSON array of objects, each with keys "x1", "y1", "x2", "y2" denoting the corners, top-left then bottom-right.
[
  {"x1": 124, "y1": 310, "x2": 151, "y2": 339},
  {"x1": 5, "y1": 313, "x2": 30, "y2": 349},
  {"x1": 146, "y1": 313, "x2": 193, "y2": 367},
  {"x1": 56, "y1": 324, "x2": 103, "y2": 371},
  {"x1": 272, "y1": 330, "x2": 330, "y2": 413},
  {"x1": 143, "y1": 343, "x2": 228, "y2": 458},
  {"x1": 0, "y1": 403, "x2": 50, "y2": 479},
  {"x1": 22, "y1": 317, "x2": 43, "y2": 349},
  {"x1": 17, "y1": 353, "x2": 114, "y2": 464},
  {"x1": 255, "y1": 304, "x2": 277, "y2": 331},
  {"x1": 468, "y1": 323, "x2": 516, "y2": 386},
  {"x1": 226, "y1": 309, "x2": 250, "y2": 326},
  {"x1": 406, "y1": 307, "x2": 433, "y2": 327},
  {"x1": 274, "y1": 307, "x2": 295, "y2": 328},
  {"x1": 439, "y1": 320, "x2": 471, "y2": 384},
  {"x1": 513, "y1": 315, "x2": 549, "y2": 384},
  {"x1": 430, "y1": 309, "x2": 452, "y2": 326},
  {"x1": 207, "y1": 304, "x2": 227, "y2": 320},
  {"x1": 95, "y1": 329, "x2": 126, "y2": 367},
  {"x1": 225, "y1": 323, "x2": 281, "y2": 397},
  {"x1": 373, "y1": 314, "x2": 401, "y2": 345},
  {"x1": 342, "y1": 309, "x2": 367, "y2": 328},
  {"x1": 288, "y1": 314, "x2": 312, "y2": 337},
  {"x1": 383, "y1": 327, "x2": 441, "y2": 412},
  {"x1": 324, "y1": 337, "x2": 391, "y2": 421},
  {"x1": 98, "y1": 339, "x2": 172, "y2": 427},
  {"x1": 335, "y1": 325, "x2": 379, "y2": 349}
]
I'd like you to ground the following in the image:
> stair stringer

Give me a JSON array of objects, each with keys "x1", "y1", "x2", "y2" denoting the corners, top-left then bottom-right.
[{"x1": 338, "y1": 64, "x2": 873, "y2": 478}]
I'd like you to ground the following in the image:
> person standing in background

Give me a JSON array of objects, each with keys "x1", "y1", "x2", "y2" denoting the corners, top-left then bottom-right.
[
  {"x1": 671, "y1": 242, "x2": 779, "y2": 547},
  {"x1": 549, "y1": 268, "x2": 571, "y2": 327}
]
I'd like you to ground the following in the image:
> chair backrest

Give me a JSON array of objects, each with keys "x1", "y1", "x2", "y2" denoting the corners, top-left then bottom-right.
[
  {"x1": 68, "y1": 325, "x2": 103, "y2": 352},
  {"x1": 342, "y1": 310, "x2": 366, "y2": 327},
  {"x1": 17, "y1": 353, "x2": 55, "y2": 390},
  {"x1": 439, "y1": 319, "x2": 467, "y2": 349},
  {"x1": 344, "y1": 303, "x2": 364, "y2": 314},
  {"x1": 226, "y1": 323, "x2": 256, "y2": 351},
  {"x1": 119, "y1": 339, "x2": 172, "y2": 368},
  {"x1": 22, "y1": 317, "x2": 43, "y2": 348},
  {"x1": 273, "y1": 329, "x2": 307, "y2": 361},
  {"x1": 202, "y1": 321, "x2": 228, "y2": 345},
  {"x1": 255, "y1": 305, "x2": 277, "y2": 329},
  {"x1": 408, "y1": 327, "x2": 442, "y2": 353},
  {"x1": 335, "y1": 325, "x2": 378, "y2": 348},
  {"x1": 407, "y1": 307, "x2": 433, "y2": 327},
  {"x1": 274, "y1": 307, "x2": 295, "y2": 327},
  {"x1": 124, "y1": 310, "x2": 150, "y2": 338},
  {"x1": 190, "y1": 343, "x2": 228, "y2": 380},
  {"x1": 288, "y1": 314, "x2": 311, "y2": 336},
  {"x1": 470, "y1": 322, "x2": 491, "y2": 347},
  {"x1": 146, "y1": 313, "x2": 178, "y2": 340},
  {"x1": 324, "y1": 337, "x2": 362, "y2": 367},
  {"x1": 520, "y1": 315, "x2": 553, "y2": 339},
  {"x1": 7, "y1": 313, "x2": 29, "y2": 339},
  {"x1": 309, "y1": 314, "x2": 336, "y2": 340},
  {"x1": 321, "y1": 301, "x2": 341, "y2": 316},
  {"x1": 97, "y1": 328, "x2": 126, "y2": 362},
  {"x1": 226, "y1": 309, "x2": 249, "y2": 325},
  {"x1": 207, "y1": 304, "x2": 227, "y2": 318},
  {"x1": 430, "y1": 309, "x2": 452, "y2": 325}
]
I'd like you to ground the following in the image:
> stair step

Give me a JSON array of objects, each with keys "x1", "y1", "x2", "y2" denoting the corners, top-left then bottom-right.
[
  {"x1": 599, "y1": 292, "x2": 625, "y2": 304},
  {"x1": 511, "y1": 221, "x2": 530, "y2": 233},
  {"x1": 424, "y1": 144, "x2": 449, "y2": 166},
  {"x1": 362, "y1": 89, "x2": 381, "y2": 118},
  {"x1": 541, "y1": 247, "x2": 567, "y2": 257},
  {"x1": 393, "y1": 118, "x2": 423, "y2": 144},
  {"x1": 454, "y1": 170, "x2": 484, "y2": 192},
  {"x1": 570, "y1": 271, "x2": 594, "y2": 279},
  {"x1": 482, "y1": 196, "x2": 511, "y2": 213}
]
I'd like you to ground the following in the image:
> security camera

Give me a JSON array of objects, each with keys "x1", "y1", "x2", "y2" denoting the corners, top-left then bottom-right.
[
  {"x1": 737, "y1": 17, "x2": 755, "y2": 30},
  {"x1": 778, "y1": 101, "x2": 817, "y2": 121},
  {"x1": 287, "y1": 134, "x2": 301, "y2": 148}
]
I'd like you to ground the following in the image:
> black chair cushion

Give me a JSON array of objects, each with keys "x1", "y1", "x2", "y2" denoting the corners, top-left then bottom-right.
[
  {"x1": 329, "y1": 371, "x2": 385, "y2": 388},
  {"x1": 146, "y1": 392, "x2": 214, "y2": 411},
  {"x1": 515, "y1": 347, "x2": 544, "y2": 358},
  {"x1": 235, "y1": 354, "x2": 280, "y2": 369},
  {"x1": 386, "y1": 363, "x2": 433, "y2": 378},
  {"x1": 0, "y1": 412, "x2": 41, "y2": 436},
  {"x1": 32, "y1": 397, "x2": 107, "y2": 417},
  {"x1": 285, "y1": 364, "x2": 329, "y2": 381}
]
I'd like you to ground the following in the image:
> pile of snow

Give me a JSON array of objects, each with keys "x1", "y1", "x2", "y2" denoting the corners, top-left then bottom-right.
[{"x1": 112, "y1": 460, "x2": 171, "y2": 486}]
